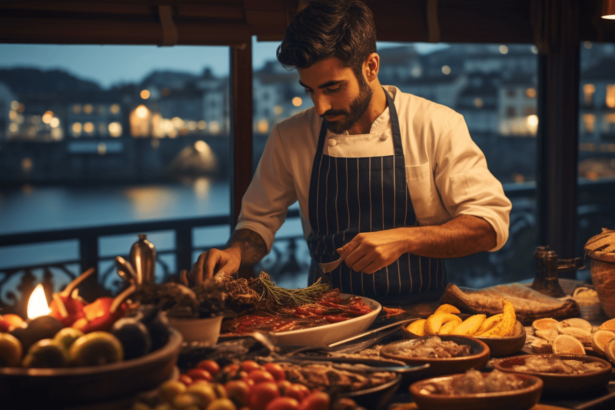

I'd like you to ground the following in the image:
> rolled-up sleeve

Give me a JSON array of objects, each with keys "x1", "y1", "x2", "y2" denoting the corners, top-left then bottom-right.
[
  {"x1": 235, "y1": 125, "x2": 297, "y2": 252},
  {"x1": 434, "y1": 113, "x2": 512, "y2": 251}
]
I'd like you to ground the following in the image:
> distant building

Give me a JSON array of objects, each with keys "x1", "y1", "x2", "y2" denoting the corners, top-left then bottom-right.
[
  {"x1": 67, "y1": 91, "x2": 125, "y2": 139},
  {"x1": 0, "y1": 82, "x2": 15, "y2": 140},
  {"x1": 498, "y1": 74, "x2": 538, "y2": 137},
  {"x1": 579, "y1": 57, "x2": 615, "y2": 142},
  {"x1": 457, "y1": 74, "x2": 500, "y2": 135}
]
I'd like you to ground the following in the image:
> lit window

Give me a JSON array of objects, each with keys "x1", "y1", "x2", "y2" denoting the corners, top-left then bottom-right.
[
  {"x1": 583, "y1": 84, "x2": 596, "y2": 106},
  {"x1": 607, "y1": 113, "x2": 615, "y2": 124},
  {"x1": 10, "y1": 101, "x2": 19, "y2": 110},
  {"x1": 50, "y1": 118, "x2": 60, "y2": 128},
  {"x1": 135, "y1": 105, "x2": 149, "y2": 118},
  {"x1": 172, "y1": 117, "x2": 184, "y2": 129},
  {"x1": 187, "y1": 121, "x2": 197, "y2": 131},
  {"x1": 499, "y1": 45, "x2": 509, "y2": 54},
  {"x1": 292, "y1": 97, "x2": 302, "y2": 107},
  {"x1": 108, "y1": 122, "x2": 122, "y2": 137},
  {"x1": 97, "y1": 143, "x2": 107, "y2": 155},
  {"x1": 273, "y1": 105, "x2": 283, "y2": 116},
  {"x1": 526, "y1": 88, "x2": 536, "y2": 98},
  {"x1": 140, "y1": 89, "x2": 150, "y2": 100},
  {"x1": 21, "y1": 158, "x2": 33, "y2": 172},
  {"x1": 583, "y1": 114, "x2": 596, "y2": 133},
  {"x1": 84, "y1": 104, "x2": 93, "y2": 114},
  {"x1": 257, "y1": 119, "x2": 269, "y2": 133},
  {"x1": 197, "y1": 120, "x2": 207, "y2": 130},
  {"x1": 9, "y1": 123, "x2": 18, "y2": 133},
  {"x1": 527, "y1": 115, "x2": 539, "y2": 127},
  {"x1": 110, "y1": 104, "x2": 120, "y2": 114},
  {"x1": 474, "y1": 98, "x2": 483, "y2": 108},
  {"x1": 84, "y1": 122, "x2": 94, "y2": 133},
  {"x1": 606, "y1": 85, "x2": 615, "y2": 108},
  {"x1": 42, "y1": 111, "x2": 54, "y2": 124},
  {"x1": 209, "y1": 121, "x2": 220, "y2": 134},
  {"x1": 72, "y1": 122, "x2": 82, "y2": 135},
  {"x1": 73, "y1": 104, "x2": 81, "y2": 114},
  {"x1": 9, "y1": 111, "x2": 17, "y2": 121},
  {"x1": 441, "y1": 65, "x2": 451, "y2": 75}
]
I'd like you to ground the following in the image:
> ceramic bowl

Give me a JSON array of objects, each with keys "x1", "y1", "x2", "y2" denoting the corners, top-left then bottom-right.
[
  {"x1": 380, "y1": 335, "x2": 490, "y2": 377},
  {"x1": 0, "y1": 329, "x2": 182, "y2": 408},
  {"x1": 341, "y1": 373, "x2": 403, "y2": 410},
  {"x1": 167, "y1": 315, "x2": 223, "y2": 344},
  {"x1": 402, "y1": 317, "x2": 526, "y2": 357},
  {"x1": 492, "y1": 354, "x2": 613, "y2": 396},
  {"x1": 409, "y1": 372, "x2": 543, "y2": 410}
]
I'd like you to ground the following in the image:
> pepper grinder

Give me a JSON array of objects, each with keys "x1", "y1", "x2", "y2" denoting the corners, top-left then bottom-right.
[
  {"x1": 531, "y1": 246, "x2": 584, "y2": 298},
  {"x1": 129, "y1": 234, "x2": 156, "y2": 284}
]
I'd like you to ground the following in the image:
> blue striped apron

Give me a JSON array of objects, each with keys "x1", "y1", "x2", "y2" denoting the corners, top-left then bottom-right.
[{"x1": 306, "y1": 89, "x2": 447, "y2": 305}]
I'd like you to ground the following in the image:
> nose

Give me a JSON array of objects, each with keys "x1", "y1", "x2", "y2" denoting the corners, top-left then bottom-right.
[{"x1": 313, "y1": 93, "x2": 331, "y2": 117}]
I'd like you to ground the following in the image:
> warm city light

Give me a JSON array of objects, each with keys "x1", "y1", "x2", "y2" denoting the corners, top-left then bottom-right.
[
  {"x1": 499, "y1": 45, "x2": 509, "y2": 54},
  {"x1": 606, "y1": 85, "x2": 615, "y2": 108},
  {"x1": 50, "y1": 117, "x2": 60, "y2": 128},
  {"x1": 73, "y1": 104, "x2": 81, "y2": 114},
  {"x1": 21, "y1": 157, "x2": 33, "y2": 172},
  {"x1": 273, "y1": 105, "x2": 283, "y2": 115},
  {"x1": 526, "y1": 88, "x2": 536, "y2": 98},
  {"x1": 441, "y1": 65, "x2": 451, "y2": 75},
  {"x1": 531, "y1": 46, "x2": 538, "y2": 54},
  {"x1": 10, "y1": 100, "x2": 19, "y2": 110},
  {"x1": 27, "y1": 284, "x2": 51, "y2": 320},
  {"x1": 110, "y1": 104, "x2": 120, "y2": 114},
  {"x1": 108, "y1": 122, "x2": 122, "y2": 138},
  {"x1": 209, "y1": 121, "x2": 220, "y2": 134},
  {"x1": 84, "y1": 104, "x2": 93, "y2": 114},
  {"x1": 51, "y1": 129, "x2": 63, "y2": 141},
  {"x1": 292, "y1": 97, "x2": 302, "y2": 107},
  {"x1": 72, "y1": 122, "x2": 82, "y2": 134},
  {"x1": 197, "y1": 120, "x2": 207, "y2": 130},
  {"x1": 583, "y1": 114, "x2": 596, "y2": 133},
  {"x1": 42, "y1": 111, "x2": 54, "y2": 124},
  {"x1": 84, "y1": 122, "x2": 94, "y2": 133},
  {"x1": 187, "y1": 121, "x2": 197, "y2": 131},
  {"x1": 584, "y1": 41, "x2": 593, "y2": 49},
  {"x1": 9, "y1": 110, "x2": 17, "y2": 121},
  {"x1": 9, "y1": 123, "x2": 18, "y2": 133},
  {"x1": 172, "y1": 117, "x2": 184, "y2": 129},
  {"x1": 136, "y1": 105, "x2": 149, "y2": 118},
  {"x1": 194, "y1": 140, "x2": 209, "y2": 153},
  {"x1": 527, "y1": 114, "x2": 539, "y2": 127},
  {"x1": 257, "y1": 119, "x2": 269, "y2": 133},
  {"x1": 140, "y1": 89, "x2": 151, "y2": 100},
  {"x1": 98, "y1": 143, "x2": 107, "y2": 155},
  {"x1": 474, "y1": 98, "x2": 484, "y2": 108},
  {"x1": 583, "y1": 83, "x2": 595, "y2": 106}
]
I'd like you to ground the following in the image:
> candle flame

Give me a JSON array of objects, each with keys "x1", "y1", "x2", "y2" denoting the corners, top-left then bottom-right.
[{"x1": 27, "y1": 284, "x2": 51, "y2": 320}]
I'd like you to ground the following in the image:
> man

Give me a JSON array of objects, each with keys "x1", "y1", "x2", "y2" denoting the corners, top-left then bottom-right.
[{"x1": 192, "y1": 0, "x2": 511, "y2": 304}]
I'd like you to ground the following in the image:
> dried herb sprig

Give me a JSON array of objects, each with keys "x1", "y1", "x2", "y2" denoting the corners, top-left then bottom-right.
[{"x1": 256, "y1": 271, "x2": 330, "y2": 306}]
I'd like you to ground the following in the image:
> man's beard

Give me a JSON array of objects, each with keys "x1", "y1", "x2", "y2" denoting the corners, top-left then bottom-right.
[{"x1": 322, "y1": 74, "x2": 373, "y2": 134}]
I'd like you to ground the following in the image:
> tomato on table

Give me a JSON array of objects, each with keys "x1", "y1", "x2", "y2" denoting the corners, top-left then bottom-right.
[
  {"x1": 264, "y1": 363, "x2": 286, "y2": 382},
  {"x1": 265, "y1": 397, "x2": 299, "y2": 410},
  {"x1": 186, "y1": 368, "x2": 213, "y2": 382},
  {"x1": 249, "y1": 382, "x2": 280, "y2": 410},
  {"x1": 197, "y1": 359, "x2": 220, "y2": 376}
]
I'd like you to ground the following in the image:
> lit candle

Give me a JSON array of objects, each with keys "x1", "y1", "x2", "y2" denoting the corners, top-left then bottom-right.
[{"x1": 27, "y1": 284, "x2": 51, "y2": 320}]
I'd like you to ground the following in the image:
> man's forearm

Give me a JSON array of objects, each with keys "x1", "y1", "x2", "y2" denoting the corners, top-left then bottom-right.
[
  {"x1": 226, "y1": 229, "x2": 268, "y2": 268},
  {"x1": 404, "y1": 215, "x2": 497, "y2": 259}
]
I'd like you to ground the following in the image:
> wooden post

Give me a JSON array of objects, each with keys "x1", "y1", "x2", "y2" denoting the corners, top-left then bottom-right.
[
  {"x1": 536, "y1": 0, "x2": 581, "y2": 275},
  {"x1": 230, "y1": 40, "x2": 255, "y2": 279}
]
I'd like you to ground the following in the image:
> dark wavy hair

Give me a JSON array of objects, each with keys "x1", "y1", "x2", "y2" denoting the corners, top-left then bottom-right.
[{"x1": 276, "y1": 0, "x2": 377, "y2": 77}]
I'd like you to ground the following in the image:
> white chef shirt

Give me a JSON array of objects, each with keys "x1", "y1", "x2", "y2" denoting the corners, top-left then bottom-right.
[{"x1": 236, "y1": 85, "x2": 512, "y2": 254}]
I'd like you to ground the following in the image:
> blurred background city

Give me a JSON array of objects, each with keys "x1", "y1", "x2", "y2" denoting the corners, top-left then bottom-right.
[{"x1": 1, "y1": 39, "x2": 614, "y2": 304}]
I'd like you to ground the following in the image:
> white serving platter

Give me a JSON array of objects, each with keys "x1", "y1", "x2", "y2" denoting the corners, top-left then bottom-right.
[{"x1": 270, "y1": 294, "x2": 382, "y2": 347}]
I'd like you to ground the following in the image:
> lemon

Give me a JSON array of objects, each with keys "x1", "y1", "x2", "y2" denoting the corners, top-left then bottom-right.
[
  {"x1": 0, "y1": 333, "x2": 23, "y2": 367},
  {"x1": 69, "y1": 331, "x2": 124, "y2": 366},
  {"x1": 23, "y1": 339, "x2": 68, "y2": 368}
]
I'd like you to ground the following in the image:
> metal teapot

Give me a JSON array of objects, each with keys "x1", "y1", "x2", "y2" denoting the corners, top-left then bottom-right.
[
  {"x1": 530, "y1": 246, "x2": 584, "y2": 298},
  {"x1": 115, "y1": 234, "x2": 156, "y2": 285}
]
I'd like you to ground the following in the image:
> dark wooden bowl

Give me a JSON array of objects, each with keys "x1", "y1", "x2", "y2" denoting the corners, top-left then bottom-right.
[
  {"x1": 380, "y1": 335, "x2": 490, "y2": 378},
  {"x1": 409, "y1": 372, "x2": 543, "y2": 410},
  {"x1": 402, "y1": 318, "x2": 526, "y2": 357},
  {"x1": 492, "y1": 354, "x2": 612, "y2": 396},
  {"x1": 0, "y1": 329, "x2": 182, "y2": 408},
  {"x1": 341, "y1": 373, "x2": 402, "y2": 410}
]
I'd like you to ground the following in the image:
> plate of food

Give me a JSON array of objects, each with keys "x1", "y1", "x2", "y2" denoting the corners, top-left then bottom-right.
[
  {"x1": 402, "y1": 302, "x2": 526, "y2": 357},
  {"x1": 409, "y1": 369, "x2": 543, "y2": 410},
  {"x1": 492, "y1": 354, "x2": 612, "y2": 396},
  {"x1": 219, "y1": 273, "x2": 381, "y2": 346},
  {"x1": 379, "y1": 335, "x2": 490, "y2": 377}
]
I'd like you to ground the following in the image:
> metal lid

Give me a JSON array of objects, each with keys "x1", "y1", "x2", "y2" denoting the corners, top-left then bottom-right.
[{"x1": 585, "y1": 228, "x2": 615, "y2": 263}]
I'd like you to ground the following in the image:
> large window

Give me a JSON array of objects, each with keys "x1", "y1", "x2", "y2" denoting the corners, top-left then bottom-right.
[
  {"x1": 0, "y1": 44, "x2": 231, "y2": 295},
  {"x1": 251, "y1": 41, "x2": 540, "y2": 288},
  {"x1": 576, "y1": 42, "x2": 615, "y2": 281}
]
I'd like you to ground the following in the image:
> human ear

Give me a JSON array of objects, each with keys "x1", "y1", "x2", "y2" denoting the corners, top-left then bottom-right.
[{"x1": 364, "y1": 53, "x2": 380, "y2": 82}]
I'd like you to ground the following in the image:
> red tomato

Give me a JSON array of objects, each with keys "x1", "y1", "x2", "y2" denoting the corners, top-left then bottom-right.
[
  {"x1": 265, "y1": 397, "x2": 299, "y2": 410},
  {"x1": 298, "y1": 392, "x2": 330, "y2": 410},
  {"x1": 284, "y1": 384, "x2": 310, "y2": 402},
  {"x1": 178, "y1": 374, "x2": 193, "y2": 386},
  {"x1": 277, "y1": 380, "x2": 291, "y2": 395},
  {"x1": 264, "y1": 363, "x2": 286, "y2": 381},
  {"x1": 0, "y1": 320, "x2": 9, "y2": 333},
  {"x1": 248, "y1": 369, "x2": 275, "y2": 384},
  {"x1": 197, "y1": 360, "x2": 220, "y2": 376},
  {"x1": 241, "y1": 360, "x2": 262, "y2": 373},
  {"x1": 186, "y1": 368, "x2": 213, "y2": 382},
  {"x1": 225, "y1": 380, "x2": 251, "y2": 407},
  {"x1": 224, "y1": 364, "x2": 240, "y2": 374},
  {"x1": 249, "y1": 382, "x2": 280, "y2": 410}
]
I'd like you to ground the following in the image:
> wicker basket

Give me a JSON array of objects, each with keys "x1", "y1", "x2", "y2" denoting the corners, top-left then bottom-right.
[{"x1": 585, "y1": 229, "x2": 615, "y2": 318}]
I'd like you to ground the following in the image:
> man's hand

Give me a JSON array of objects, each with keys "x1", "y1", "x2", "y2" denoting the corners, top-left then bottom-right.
[
  {"x1": 338, "y1": 230, "x2": 410, "y2": 274},
  {"x1": 190, "y1": 229, "x2": 267, "y2": 283},
  {"x1": 338, "y1": 215, "x2": 497, "y2": 274}
]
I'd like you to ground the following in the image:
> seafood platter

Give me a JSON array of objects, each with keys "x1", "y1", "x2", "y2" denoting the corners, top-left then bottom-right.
[{"x1": 3, "y1": 263, "x2": 615, "y2": 410}]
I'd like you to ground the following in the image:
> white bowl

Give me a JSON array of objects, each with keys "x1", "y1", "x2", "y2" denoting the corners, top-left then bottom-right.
[
  {"x1": 167, "y1": 315, "x2": 223, "y2": 344},
  {"x1": 271, "y1": 295, "x2": 382, "y2": 346}
]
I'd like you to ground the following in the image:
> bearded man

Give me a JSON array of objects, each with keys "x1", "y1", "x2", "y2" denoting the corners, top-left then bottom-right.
[{"x1": 192, "y1": 0, "x2": 511, "y2": 304}]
